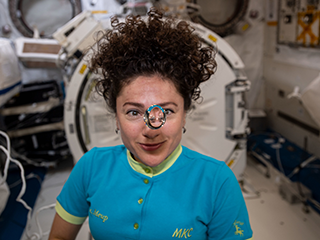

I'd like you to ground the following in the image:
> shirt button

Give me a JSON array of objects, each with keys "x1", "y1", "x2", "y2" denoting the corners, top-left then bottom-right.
[
  {"x1": 145, "y1": 168, "x2": 151, "y2": 173},
  {"x1": 143, "y1": 179, "x2": 149, "y2": 184},
  {"x1": 134, "y1": 223, "x2": 139, "y2": 229},
  {"x1": 138, "y1": 198, "x2": 143, "y2": 204}
]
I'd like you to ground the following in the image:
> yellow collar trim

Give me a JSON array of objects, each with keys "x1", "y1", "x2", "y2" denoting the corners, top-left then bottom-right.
[{"x1": 127, "y1": 145, "x2": 182, "y2": 177}]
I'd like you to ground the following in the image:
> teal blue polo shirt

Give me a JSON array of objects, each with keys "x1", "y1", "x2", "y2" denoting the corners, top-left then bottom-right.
[{"x1": 56, "y1": 145, "x2": 253, "y2": 239}]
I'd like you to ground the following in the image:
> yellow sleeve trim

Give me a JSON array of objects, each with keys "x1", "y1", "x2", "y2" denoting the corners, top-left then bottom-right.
[
  {"x1": 246, "y1": 238, "x2": 253, "y2": 240},
  {"x1": 55, "y1": 201, "x2": 87, "y2": 225}
]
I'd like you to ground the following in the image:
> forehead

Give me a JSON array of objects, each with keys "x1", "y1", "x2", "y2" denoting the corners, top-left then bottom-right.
[{"x1": 117, "y1": 75, "x2": 182, "y2": 105}]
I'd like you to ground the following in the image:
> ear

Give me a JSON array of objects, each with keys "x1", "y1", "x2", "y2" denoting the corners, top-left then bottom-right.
[
  {"x1": 115, "y1": 113, "x2": 120, "y2": 130},
  {"x1": 183, "y1": 111, "x2": 187, "y2": 127}
]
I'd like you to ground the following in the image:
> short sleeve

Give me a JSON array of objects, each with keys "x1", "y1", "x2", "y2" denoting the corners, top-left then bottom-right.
[
  {"x1": 55, "y1": 148, "x2": 96, "y2": 225},
  {"x1": 207, "y1": 164, "x2": 253, "y2": 240}
]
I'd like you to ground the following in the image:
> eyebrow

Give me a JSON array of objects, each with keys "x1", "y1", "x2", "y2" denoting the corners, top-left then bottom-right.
[
  {"x1": 122, "y1": 102, "x2": 178, "y2": 108},
  {"x1": 123, "y1": 102, "x2": 144, "y2": 108},
  {"x1": 159, "y1": 102, "x2": 178, "y2": 107}
]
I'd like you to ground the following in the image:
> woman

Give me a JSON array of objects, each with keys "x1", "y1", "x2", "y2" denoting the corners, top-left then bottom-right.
[{"x1": 49, "y1": 8, "x2": 253, "y2": 240}]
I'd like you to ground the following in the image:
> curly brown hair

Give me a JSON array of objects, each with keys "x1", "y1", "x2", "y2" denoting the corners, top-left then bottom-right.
[{"x1": 90, "y1": 8, "x2": 216, "y2": 113}]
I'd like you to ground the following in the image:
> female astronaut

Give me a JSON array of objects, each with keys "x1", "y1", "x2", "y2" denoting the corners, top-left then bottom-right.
[{"x1": 49, "y1": 8, "x2": 253, "y2": 240}]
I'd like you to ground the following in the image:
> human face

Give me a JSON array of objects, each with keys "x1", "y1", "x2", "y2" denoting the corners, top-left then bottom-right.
[{"x1": 116, "y1": 75, "x2": 186, "y2": 167}]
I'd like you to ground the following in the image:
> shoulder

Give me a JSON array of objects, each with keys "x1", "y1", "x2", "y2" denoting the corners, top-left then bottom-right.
[
  {"x1": 180, "y1": 145, "x2": 235, "y2": 179},
  {"x1": 89, "y1": 145, "x2": 126, "y2": 156},
  {"x1": 76, "y1": 145, "x2": 126, "y2": 167},
  {"x1": 181, "y1": 145, "x2": 226, "y2": 168},
  {"x1": 71, "y1": 145, "x2": 127, "y2": 181}
]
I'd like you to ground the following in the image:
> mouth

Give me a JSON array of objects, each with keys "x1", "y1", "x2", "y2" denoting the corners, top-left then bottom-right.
[{"x1": 139, "y1": 142, "x2": 164, "y2": 151}]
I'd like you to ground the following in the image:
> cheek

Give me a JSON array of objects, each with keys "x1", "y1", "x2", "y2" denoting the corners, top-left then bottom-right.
[
  {"x1": 165, "y1": 119, "x2": 184, "y2": 135},
  {"x1": 119, "y1": 120, "x2": 141, "y2": 138}
]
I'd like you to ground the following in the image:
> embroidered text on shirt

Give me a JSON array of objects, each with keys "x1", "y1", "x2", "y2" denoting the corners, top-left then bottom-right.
[
  {"x1": 172, "y1": 228, "x2": 193, "y2": 238},
  {"x1": 89, "y1": 209, "x2": 108, "y2": 223},
  {"x1": 233, "y1": 220, "x2": 244, "y2": 236}
]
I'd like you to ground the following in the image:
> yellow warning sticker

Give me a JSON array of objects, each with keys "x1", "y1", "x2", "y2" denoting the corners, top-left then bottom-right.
[
  {"x1": 242, "y1": 23, "x2": 250, "y2": 32},
  {"x1": 227, "y1": 159, "x2": 234, "y2": 167},
  {"x1": 208, "y1": 34, "x2": 217, "y2": 42},
  {"x1": 91, "y1": 10, "x2": 108, "y2": 14},
  {"x1": 79, "y1": 64, "x2": 87, "y2": 75}
]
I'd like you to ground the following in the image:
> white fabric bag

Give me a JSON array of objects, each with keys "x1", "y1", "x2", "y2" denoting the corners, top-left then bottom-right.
[
  {"x1": 301, "y1": 73, "x2": 320, "y2": 128},
  {"x1": 0, "y1": 38, "x2": 22, "y2": 107}
]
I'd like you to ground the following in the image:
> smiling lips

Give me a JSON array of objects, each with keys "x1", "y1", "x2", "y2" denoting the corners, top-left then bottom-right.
[{"x1": 139, "y1": 142, "x2": 164, "y2": 151}]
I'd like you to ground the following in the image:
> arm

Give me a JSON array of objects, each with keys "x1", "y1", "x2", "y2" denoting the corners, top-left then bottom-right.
[
  {"x1": 48, "y1": 213, "x2": 82, "y2": 240},
  {"x1": 49, "y1": 149, "x2": 96, "y2": 239},
  {"x1": 207, "y1": 164, "x2": 253, "y2": 239}
]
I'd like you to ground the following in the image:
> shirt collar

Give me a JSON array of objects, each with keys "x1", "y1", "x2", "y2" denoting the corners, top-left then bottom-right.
[{"x1": 127, "y1": 144, "x2": 182, "y2": 177}]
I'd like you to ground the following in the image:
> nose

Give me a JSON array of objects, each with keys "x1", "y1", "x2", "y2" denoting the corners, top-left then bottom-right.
[
  {"x1": 142, "y1": 124, "x2": 160, "y2": 139},
  {"x1": 144, "y1": 105, "x2": 166, "y2": 130}
]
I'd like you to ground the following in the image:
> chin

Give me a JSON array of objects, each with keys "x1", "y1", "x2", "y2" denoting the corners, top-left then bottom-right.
[{"x1": 139, "y1": 154, "x2": 167, "y2": 167}]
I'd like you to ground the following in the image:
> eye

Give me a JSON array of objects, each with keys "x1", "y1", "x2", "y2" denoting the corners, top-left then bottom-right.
[
  {"x1": 127, "y1": 110, "x2": 140, "y2": 116},
  {"x1": 165, "y1": 109, "x2": 174, "y2": 115},
  {"x1": 127, "y1": 110, "x2": 139, "y2": 116}
]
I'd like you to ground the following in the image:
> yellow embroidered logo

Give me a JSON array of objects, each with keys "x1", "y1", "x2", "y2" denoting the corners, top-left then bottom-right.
[
  {"x1": 89, "y1": 209, "x2": 108, "y2": 223},
  {"x1": 172, "y1": 228, "x2": 193, "y2": 238},
  {"x1": 233, "y1": 220, "x2": 244, "y2": 236}
]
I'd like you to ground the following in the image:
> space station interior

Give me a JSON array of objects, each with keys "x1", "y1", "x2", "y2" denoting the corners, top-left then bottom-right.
[{"x1": 0, "y1": 0, "x2": 320, "y2": 239}]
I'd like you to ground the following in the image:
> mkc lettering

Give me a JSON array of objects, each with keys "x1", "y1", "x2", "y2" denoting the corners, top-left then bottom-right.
[
  {"x1": 172, "y1": 228, "x2": 193, "y2": 238},
  {"x1": 89, "y1": 209, "x2": 108, "y2": 223}
]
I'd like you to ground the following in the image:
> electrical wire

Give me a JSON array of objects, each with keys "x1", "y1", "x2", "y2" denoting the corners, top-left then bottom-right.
[
  {"x1": 275, "y1": 144, "x2": 286, "y2": 175},
  {"x1": 34, "y1": 203, "x2": 56, "y2": 240},
  {"x1": 0, "y1": 135, "x2": 57, "y2": 168},
  {"x1": 0, "y1": 130, "x2": 34, "y2": 234},
  {"x1": 248, "y1": 132, "x2": 320, "y2": 178},
  {"x1": 308, "y1": 198, "x2": 320, "y2": 211},
  {"x1": 287, "y1": 155, "x2": 318, "y2": 179},
  {"x1": 0, "y1": 130, "x2": 57, "y2": 240},
  {"x1": 10, "y1": 147, "x2": 57, "y2": 168},
  {"x1": 4, "y1": 102, "x2": 63, "y2": 131},
  {"x1": 8, "y1": 172, "x2": 42, "y2": 189},
  {"x1": 248, "y1": 132, "x2": 320, "y2": 212},
  {"x1": 248, "y1": 131, "x2": 286, "y2": 175},
  {"x1": 0, "y1": 144, "x2": 33, "y2": 222},
  {"x1": 0, "y1": 131, "x2": 12, "y2": 185}
]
